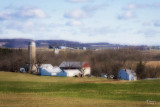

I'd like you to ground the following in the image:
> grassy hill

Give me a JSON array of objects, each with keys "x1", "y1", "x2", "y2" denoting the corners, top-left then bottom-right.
[{"x1": 0, "y1": 72, "x2": 159, "y2": 107}]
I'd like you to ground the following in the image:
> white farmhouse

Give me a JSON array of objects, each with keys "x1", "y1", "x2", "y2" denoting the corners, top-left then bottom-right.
[{"x1": 118, "y1": 69, "x2": 137, "y2": 80}]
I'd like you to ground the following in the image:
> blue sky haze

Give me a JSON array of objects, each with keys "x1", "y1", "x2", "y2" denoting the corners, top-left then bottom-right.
[{"x1": 0, "y1": 0, "x2": 160, "y2": 45}]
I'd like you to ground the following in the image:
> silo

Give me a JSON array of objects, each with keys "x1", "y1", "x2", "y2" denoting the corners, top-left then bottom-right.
[{"x1": 28, "y1": 41, "x2": 36, "y2": 73}]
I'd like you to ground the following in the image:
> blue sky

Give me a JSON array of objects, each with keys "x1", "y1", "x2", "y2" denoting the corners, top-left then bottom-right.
[{"x1": 0, "y1": 0, "x2": 160, "y2": 45}]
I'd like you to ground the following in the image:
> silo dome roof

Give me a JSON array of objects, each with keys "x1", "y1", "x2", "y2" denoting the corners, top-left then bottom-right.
[{"x1": 29, "y1": 41, "x2": 36, "y2": 46}]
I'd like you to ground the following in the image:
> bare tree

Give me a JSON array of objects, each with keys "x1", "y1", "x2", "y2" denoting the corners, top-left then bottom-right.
[{"x1": 36, "y1": 52, "x2": 47, "y2": 74}]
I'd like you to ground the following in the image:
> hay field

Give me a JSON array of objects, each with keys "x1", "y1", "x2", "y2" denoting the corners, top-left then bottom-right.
[
  {"x1": 146, "y1": 61, "x2": 160, "y2": 67},
  {"x1": 0, "y1": 72, "x2": 159, "y2": 107}
]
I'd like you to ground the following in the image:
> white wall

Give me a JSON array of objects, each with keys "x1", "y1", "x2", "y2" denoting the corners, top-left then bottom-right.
[
  {"x1": 83, "y1": 67, "x2": 91, "y2": 76},
  {"x1": 129, "y1": 74, "x2": 137, "y2": 80},
  {"x1": 56, "y1": 71, "x2": 67, "y2": 77},
  {"x1": 64, "y1": 69, "x2": 81, "y2": 77}
]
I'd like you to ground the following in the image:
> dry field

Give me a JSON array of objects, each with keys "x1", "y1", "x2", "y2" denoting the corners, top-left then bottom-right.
[
  {"x1": 146, "y1": 61, "x2": 160, "y2": 67},
  {"x1": 0, "y1": 93, "x2": 156, "y2": 107},
  {"x1": 0, "y1": 72, "x2": 159, "y2": 107}
]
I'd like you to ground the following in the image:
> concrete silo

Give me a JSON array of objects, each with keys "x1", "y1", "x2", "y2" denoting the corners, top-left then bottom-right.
[{"x1": 28, "y1": 41, "x2": 37, "y2": 73}]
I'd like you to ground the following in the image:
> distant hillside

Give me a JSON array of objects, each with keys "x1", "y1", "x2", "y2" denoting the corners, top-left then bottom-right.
[
  {"x1": 0, "y1": 39, "x2": 32, "y2": 48},
  {"x1": 0, "y1": 39, "x2": 125, "y2": 49},
  {"x1": 36, "y1": 40, "x2": 90, "y2": 48}
]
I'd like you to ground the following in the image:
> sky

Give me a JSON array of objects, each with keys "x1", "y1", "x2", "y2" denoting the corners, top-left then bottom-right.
[{"x1": 0, "y1": 0, "x2": 160, "y2": 45}]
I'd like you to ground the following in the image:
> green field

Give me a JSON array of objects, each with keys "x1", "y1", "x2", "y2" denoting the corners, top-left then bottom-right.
[{"x1": 0, "y1": 72, "x2": 159, "y2": 107}]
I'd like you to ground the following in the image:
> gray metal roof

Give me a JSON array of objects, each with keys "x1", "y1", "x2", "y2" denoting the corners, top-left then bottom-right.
[{"x1": 59, "y1": 61, "x2": 85, "y2": 68}]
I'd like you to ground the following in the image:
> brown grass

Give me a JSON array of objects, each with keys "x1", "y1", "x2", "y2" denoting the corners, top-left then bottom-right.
[{"x1": 0, "y1": 93, "x2": 158, "y2": 107}]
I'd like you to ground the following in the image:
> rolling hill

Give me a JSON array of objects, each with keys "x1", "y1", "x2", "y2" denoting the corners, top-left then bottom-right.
[{"x1": 0, "y1": 39, "x2": 125, "y2": 49}]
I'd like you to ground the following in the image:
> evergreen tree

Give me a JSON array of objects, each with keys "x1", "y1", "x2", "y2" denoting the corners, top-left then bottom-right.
[{"x1": 136, "y1": 60, "x2": 145, "y2": 79}]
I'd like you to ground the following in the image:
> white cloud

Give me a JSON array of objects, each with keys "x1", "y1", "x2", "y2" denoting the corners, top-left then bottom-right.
[
  {"x1": 0, "y1": 28, "x2": 2, "y2": 34},
  {"x1": 138, "y1": 29, "x2": 160, "y2": 37},
  {"x1": 82, "y1": 3, "x2": 108, "y2": 12},
  {"x1": 154, "y1": 20, "x2": 160, "y2": 27},
  {"x1": 6, "y1": 20, "x2": 34, "y2": 32},
  {"x1": 118, "y1": 11, "x2": 135, "y2": 19},
  {"x1": 124, "y1": 3, "x2": 160, "y2": 10},
  {"x1": 68, "y1": 0, "x2": 88, "y2": 2},
  {"x1": 0, "y1": 12, "x2": 12, "y2": 20},
  {"x1": 124, "y1": 3, "x2": 136, "y2": 10},
  {"x1": 142, "y1": 22, "x2": 151, "y2": 26},
  {"x1": 22, "y1": 21, "x2": 34, "y2": 29},
  {"x1": 0, "y1": 7, "x2": 46, "y2": 21},
  {"x1": 0, "y1": 29, "x2": 35, "y2": 39},
  {"x1": 64, "y1": 3, "x2": 108, "y2": 19},
  {"x1": 66, "y1": 20, "x2": 82, "y2": 26},
  {"x1": 81, "y1": 26, "x2": 113, "y2": 36},
  {"x1": 17, "y1": 7, "x2": 46, "y2": 18},
  {"x1": 64, "y1": 9, "x2": 88, "y2": 19}
]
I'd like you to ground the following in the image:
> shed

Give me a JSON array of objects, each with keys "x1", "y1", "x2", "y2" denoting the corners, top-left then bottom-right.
[
  {"x1": 118, "y1": 69, "x2": 137, "y2": 80},
  {"x1": 59, "y1": 61, "x2": 91, "y2": 76}
]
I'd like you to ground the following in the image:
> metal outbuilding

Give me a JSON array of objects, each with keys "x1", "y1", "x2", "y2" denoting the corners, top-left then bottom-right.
[{"x1": 118, "y1": 69, "x2": 137, "y2": 80}]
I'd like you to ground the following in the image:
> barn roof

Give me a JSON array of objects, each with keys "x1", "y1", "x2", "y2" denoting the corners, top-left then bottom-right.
[{"x1": 59, "y1": 61, "x2": 90, "y2": 68}]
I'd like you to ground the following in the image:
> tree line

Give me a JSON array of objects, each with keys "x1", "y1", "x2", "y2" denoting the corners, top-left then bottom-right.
[{"x1": 0, "y1": 47, "x2": 160, "y2": 79}]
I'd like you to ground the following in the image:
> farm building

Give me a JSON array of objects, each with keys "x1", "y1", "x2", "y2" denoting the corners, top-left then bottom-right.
[
  {"x1": 59, "y1": 61, "x2": 91, "y2": 76},
  {"x1": 118, "y1": 69, "x2": 137, "y2": 80},
  {"x1": 39, "y1": 64, "x2": 63, "y2": 76},
  {"x1": 39, "y1": 64, "x2": 82, "y2": 77},
  {"x1": 62, "y1": 69, "x2": 81, "y2": 77}
]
